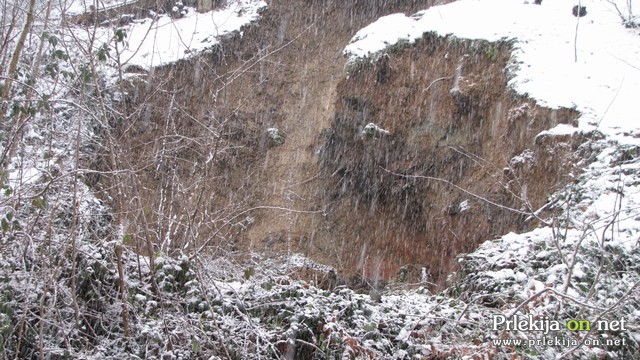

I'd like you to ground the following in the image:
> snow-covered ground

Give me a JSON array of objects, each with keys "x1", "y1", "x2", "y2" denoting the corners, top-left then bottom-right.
[
  {"x1": 66, "y1": 0, "x2": 266, "y2": 71},
  {"x1": 64, "y1": 0, "x2": 138, "y2": 16},
  {"x1": 114, "y1": 0, "x2": 266, "y2": 69}
]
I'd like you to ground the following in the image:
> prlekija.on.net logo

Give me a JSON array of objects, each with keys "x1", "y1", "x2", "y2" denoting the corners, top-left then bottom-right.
[{"x1": 491, "y1": 314, "x2": 629, "y2": 348}]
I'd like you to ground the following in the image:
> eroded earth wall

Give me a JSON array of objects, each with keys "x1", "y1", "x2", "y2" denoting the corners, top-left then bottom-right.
[{"x1": 112, "y1": 0, "x2": 581, "y2": 288}]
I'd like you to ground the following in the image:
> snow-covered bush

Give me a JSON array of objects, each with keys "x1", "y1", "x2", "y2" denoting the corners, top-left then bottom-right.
[
  {"x1": 362, "y1": 122, "x2": 390, "y2": 139},
  {"x1": 267, "y1": 127, "x2": 285, "y2": 147}
]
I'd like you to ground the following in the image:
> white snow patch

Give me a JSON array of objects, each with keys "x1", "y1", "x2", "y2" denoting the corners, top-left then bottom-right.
[
  {"x1": 486, "y1": 268, "x2": 515, "y2": 280},
  {"x1": 6, "y1": 166, "x2": 41, "y2": 189},
  {"x1": 362, "y1": 122, "x2": 390, "y2": 136},
  {"x1": 458, "y1": 199, "x2": 470, "y2": 213},
  {"x1": 65, "y1": 0, "x2": 137, "y2": 16},
  {"x1": 536, "y1": 123, "x2": 580, "y2": 138},
  {"x1": 71, "y1": 0, "x2": 266, "y2": 71}
]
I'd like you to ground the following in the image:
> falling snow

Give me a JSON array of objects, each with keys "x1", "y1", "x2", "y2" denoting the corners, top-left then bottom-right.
[{"x1": 0, "y1": 0, "x2": 639, "y2": 358}]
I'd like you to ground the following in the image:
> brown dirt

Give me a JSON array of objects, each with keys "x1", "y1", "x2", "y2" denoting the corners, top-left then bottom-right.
[
  {"x1": 106, "y1": 0, "x2": 583, "y2": 290},
  {"x1": 320, "y1": 35, "x2": 582, "y2": 287}
]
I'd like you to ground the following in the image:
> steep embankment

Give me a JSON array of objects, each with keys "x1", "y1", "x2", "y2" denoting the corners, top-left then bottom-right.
[
  {"x1": 115, "y1": 0, "x2": 581, "y2": 288},
  {"x1": 320, "y1": 35, "x2": 581, "y2": 286}
]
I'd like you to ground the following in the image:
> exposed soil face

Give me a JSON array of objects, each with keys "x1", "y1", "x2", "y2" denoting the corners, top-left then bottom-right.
[
  {"x1": 321, "y1": 35, "x2": 581, "y2": 286},
  {"x1": 107, "y1": 0, "x2": 581, "y2": 290}
]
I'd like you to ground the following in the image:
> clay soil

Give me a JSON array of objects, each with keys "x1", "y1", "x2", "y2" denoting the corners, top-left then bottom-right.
[{"x1": 107, "y1": 0, "x2": 582, "y2": 289}]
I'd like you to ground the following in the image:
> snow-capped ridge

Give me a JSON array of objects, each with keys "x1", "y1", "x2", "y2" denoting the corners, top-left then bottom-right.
[
  {"x1": 70, "y1": 0, "x2": 267, "y2": 71},
  {"x1": 344, "y1": 0, "x2": 640, "y2": 140}
]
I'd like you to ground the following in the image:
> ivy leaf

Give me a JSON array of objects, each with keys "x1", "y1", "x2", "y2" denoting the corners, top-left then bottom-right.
[
  {"x1": 53, "y1": 49, "x2": 68, "y2": 61},
  {"x1": 37, "y1": 94, "x2": 51, "y2": 111},
  {"x1": 82, "y1": 70, "x2": 92, "y2": 83},
  {"x1": 10, "y1": 103, "x2": 20, "y2": 117},
  {"x1": 32, "y1": 196, "x2": 47, "y2": 209},
  {"x1": 45, "y1": 63, "x2": 59, "y2": 77},
  {"x1": 115, "y1": 28, "x2": 126, "y2": 43},
  {"x1": 97, "y1": 47, "x2": 107, "y2": 62},
  {"x1": 48, "y1": 35, "x2": 58, "y2": 47}
]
